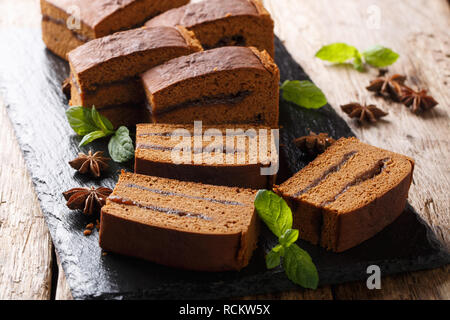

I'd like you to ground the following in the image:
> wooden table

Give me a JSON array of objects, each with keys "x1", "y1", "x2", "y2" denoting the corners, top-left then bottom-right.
[{"x1": 0, "y1": 0, "x2": 448, "y2": 300}]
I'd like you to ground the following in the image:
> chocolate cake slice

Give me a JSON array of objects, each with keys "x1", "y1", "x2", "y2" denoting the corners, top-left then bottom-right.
[
  {"x1": 140, "y1": 46, "x2": 280, "y2": 126},
  {"x1": 41, "y1": 0, "x2": 189, "y2": 60},
  {"x1": 68, "y1": 26, "x2": 202, "y2": 127},
  {"x1": 134, "y1": 123, "x2": 279, "y2": 188},
  {"x1": 99, "y1": 171, "x2": 259, "y2": 271},
  {"x1": 275, "y1": 137, "x2": 414, "y2": 252},
  {"x1": 145, "y1": 0, "x2": 274, "y2": 56}
]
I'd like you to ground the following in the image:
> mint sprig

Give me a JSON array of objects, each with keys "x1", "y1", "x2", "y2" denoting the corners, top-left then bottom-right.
[
  {"x1": 315, "y1": 42, "x2": 399, "y2": 71},
  {"x1": 280, "y1": 80, "x2": 327, "y2": 109},
  {"x1": 255, "y1": 190, "x2": 319, "y2": 289},
  {"x1": 66, "y1": 106, "x2": 134, "y2": 163}
]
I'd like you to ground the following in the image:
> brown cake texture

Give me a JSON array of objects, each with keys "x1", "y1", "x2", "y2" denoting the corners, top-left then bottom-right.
[
  {"x1": 275, "y1": 137, "x2": 414, "y2": 252},
  {"x1": 134, "y1": 123, "x2": 279, "y2": 189},
  {"x1": 145, "y1": 0, "x2": 275, "y2": 57},
  {"x1": 140, "y1": 46, "x2": 280, "y2": 126},
  {"x1": 99, "y1": 171, "x2": 259, "y2": 271},
  {"x1": 68, "y1": 26, "x2": 202, "y2": 127},
  {"x1": 41, "y1": 0, "x2": 189, "y2": 60}
]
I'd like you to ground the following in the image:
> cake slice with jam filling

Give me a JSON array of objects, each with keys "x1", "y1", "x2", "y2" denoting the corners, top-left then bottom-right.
[
  {"x1": 140, "y1": 46, "x2": 279, "y2": 126},
  {"x1": 275, "y1": 137, "x2": 414, "y2": 252},
  {"x1": 145, "y1": 0, "x2": 274, "y2": 56},
  {"x1": 99, "y1": 171, "x2": 259, "y2": 271}
]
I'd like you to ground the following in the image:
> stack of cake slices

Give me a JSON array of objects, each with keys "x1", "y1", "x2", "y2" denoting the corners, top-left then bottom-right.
[{"x1": 42, "y1": 0, "x2": 414, "y2": 271}]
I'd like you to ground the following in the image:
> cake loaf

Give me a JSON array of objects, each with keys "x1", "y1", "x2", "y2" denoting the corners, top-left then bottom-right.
[
  {"x1": 68, "y1": 26, "x2": 202, "y2": 127},
  {"x1": 41, "y1": 0, "x2": 189, "y2": 59},
  {"x1": 99, "y1": 171, "x2": 259, "y2": 271},
  {"x1": 134, "y1": 123, "x2": 279, "y2": 189},
  {"x1": 275, "y1": 137, "x2": 414, "y2": 252},
  {"x1": 145, "y1": 0, "x2": 275, "y2": 56},
  {"x1": 140, "y1": 46, "x2": 280, "y2": 126}
]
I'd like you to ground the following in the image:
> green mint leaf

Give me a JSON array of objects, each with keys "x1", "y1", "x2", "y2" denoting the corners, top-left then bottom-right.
[
  {"x1": 362, "y1": 45, "x2": 399, "y2": 68},
  {"x1": 279, "y1": 229, "x2": 299, "y2": 248},
  {"x1": 272, "y1": 244, "x2": 285, "y2": 255},
  {"x1": 108, "y1": 126, "x2": 134, "y2": 163},
  {"x1": 315, "y1": 43, "x2": 359, "y2": 63},
  {"x1": 281, "y1": 80, "x2": 327, "y2": 109},
  {"x1": 266, "y1": 249, "x2": 281, "y2": 269},
  {"x1": 91, "y1": 106, "x2": 114, "y2": 134},
  {"x1": 254, "y1": 190, "x2": 293, "y2": 237},
  {"x1": 353, "y1": 52, "x2": 365, "y2": 72},
  {"x1": 283, "y1": 243, "x2": 319, "y2": 289},
  {"x1": 66, "y1": 106, "x2": 99, "y2": 136},
  {"x1": 79, "y1": 130, "x2": 107, "y2": 147}
]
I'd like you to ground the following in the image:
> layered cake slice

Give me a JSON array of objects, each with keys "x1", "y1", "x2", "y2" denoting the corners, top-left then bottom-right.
[
  {"x1": 99, "y1": 171, "x2": 259, "y2": 271},
  {"x1": 134, "y1": 123, "x2": 279, "y2": 189},
  {"x1": 145, "y1": 0, "x2": 274, "y2": 56},
  {"x1": 140, "y1": 46, "x2": 280, "y2": 126},
  {"x1": 41, "y1": 0, "x2": 189, "y2": 59},
  {"x1": 275, "y1": 137, "x2": 414, "y2": 252},
  {"x1": 68, "y1": 26, "x2": 202, "y2": 127}
]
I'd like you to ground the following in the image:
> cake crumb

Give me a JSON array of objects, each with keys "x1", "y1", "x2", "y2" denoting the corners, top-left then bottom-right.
[
  {"x1": 83, "y1": 229, "x2": 92, "y2": 236},
  {"x1": 86, "y1": 223, "x2": 94, "y2": 230}
]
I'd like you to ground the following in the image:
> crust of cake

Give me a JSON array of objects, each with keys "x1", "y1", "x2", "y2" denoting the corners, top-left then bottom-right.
[
  {"x1": 99, "y1": 171, "x2": 259, "y2": 271},
  {"x1": 41, "y1": 0, "x2": 189, "y2": 60},
  {"x1": 141, "y1": 46, "x2": 279, "y2": 126},
  {"x1": 275, "y1": 137, "x2": 414, "y2": 252},
  {"x1": 145, "y1": 0, "x2": 274, "y2": 56},
  {"x1": 68, "y1": 26, "x2": 203, "y2": 91}
]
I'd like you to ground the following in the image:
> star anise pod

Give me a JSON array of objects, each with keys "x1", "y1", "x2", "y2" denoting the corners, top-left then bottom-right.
[
  {"x1": 341, "y1": 103, "x2": 388, "y2": 123},
  {"x1": 63, "y1": 186, "x2": 112, "y2": 215},
  {"x1": 400, "y1": 86, "x2": 438, "y2": 114},
  {"x1": 62, "y1": 77, "x2": 71, "y2": 100},
  {"x1": 69, "y1": 150, "x2": 110, "y2": 177},
  {"x1": 293, "y1": 132, "x2": 336, "y2": 155},
  {"x1": 366, "y1": 74, "x2": 407, "y2": 101}
]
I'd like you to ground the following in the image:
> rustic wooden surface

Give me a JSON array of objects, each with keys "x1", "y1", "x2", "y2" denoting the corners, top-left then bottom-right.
[{"x1": 0, "y1": 0, "x2": 448, "y2": 300}]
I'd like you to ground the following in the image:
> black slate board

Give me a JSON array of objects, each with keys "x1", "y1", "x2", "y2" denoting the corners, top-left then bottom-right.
[{"x1": 0, "y1": 28, "x2": 448, "y2": 300}]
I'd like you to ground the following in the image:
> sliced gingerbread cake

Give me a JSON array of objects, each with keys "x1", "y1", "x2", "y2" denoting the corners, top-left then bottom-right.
[
  {"x1": 41, "y1": 0, "x2": 189, "y2": 59},
  {"x1": 134, "y1": 123, "x2": 279, "y2": 189},
  {"x1": 68, "y1": 26, "x2": 202, "y2": 127},
  {"x1": 140, "y1": 46, "x2": 280, "y2": 126},
  {"x1": 275, "y1": 137, "x2": 414, "y2": 252},
  {"x1": 99, "y1": 171, "x2": 259, "y2": 271},
  {"x1": 145, "y1": 0, "x2": 274, "y2": 56}
]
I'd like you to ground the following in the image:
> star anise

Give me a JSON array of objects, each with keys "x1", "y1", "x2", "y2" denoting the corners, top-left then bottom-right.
[
  {"x1": 293, "y1": 132, "x2": 336, "y2": 155},
  {"x1": 366, "y1": 74, "x2": 407, "y2": 101},
  {"x1": 62, "y1": 77, "x2": 71, "y2": 100},
  {"x1": 400, "y1": 86, "x2": 438, "y2": 114},
  {"x1": 63, "y1": 186, "x2": 112, "y2": 215},
  {"x1": 69, "y1": 150, "x2": 110, "y2": 177},
  {"x1": 341, "y1": 103, "x2": 388, "y2": 123}
]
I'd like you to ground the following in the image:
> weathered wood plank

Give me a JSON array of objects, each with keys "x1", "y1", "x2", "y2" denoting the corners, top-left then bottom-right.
[
  {"x1": 0, "y1": 97, "x2": 53, "y2": 299},
  {"x1": 55, "y1": 257, "x2": 73, "y2": 300},
  {"x1": 0, "y1": 0, "x2": 54, "y2": 300},
  {"x1": 263, "y1": 0, "x2": 450, "y2": 299}
]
